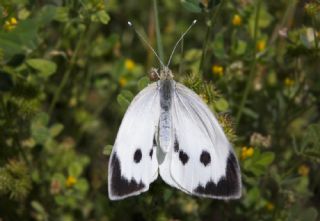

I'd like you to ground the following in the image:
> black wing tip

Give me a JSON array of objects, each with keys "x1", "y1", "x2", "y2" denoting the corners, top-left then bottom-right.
[
  {"x1": 108, "y1": 152, "x2": 146, "y2": 200},
  {"x1": 193, "y1": 152, "x2": 242, "y2": 199}
]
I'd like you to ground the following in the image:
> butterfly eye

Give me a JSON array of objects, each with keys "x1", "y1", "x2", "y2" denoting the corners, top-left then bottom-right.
[
  {"x1": 149, "y1": 68, "x2": 160, "y2": 81},
  {"x1": 200, "y1": 151, "x2": 211, "y2": 166},
  {"x1": 133, "y1": 149, "x2": 142, "y2": 163}
]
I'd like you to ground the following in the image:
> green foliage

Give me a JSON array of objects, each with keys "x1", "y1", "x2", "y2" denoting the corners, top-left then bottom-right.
[
  {"x1": 0, "y1": 160, "x2": 31, "y2": 200},
  {"x1": 293, "y1": 124, "x2": 320, "y2": 159},
  {"x1": 1, "y1": 0, "x2": 320, "y2": 220},
  {"x1": 26, "y1": 59, "x2": 57, "y2": 77}
]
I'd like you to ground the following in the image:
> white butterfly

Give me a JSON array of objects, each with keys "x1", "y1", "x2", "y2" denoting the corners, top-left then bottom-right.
[{"x1": 108, "y1": 20, "x2": 241, "y2": 200}]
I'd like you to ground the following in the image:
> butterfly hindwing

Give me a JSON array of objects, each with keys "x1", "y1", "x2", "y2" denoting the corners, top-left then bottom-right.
[
  {"x1": 169, "y1": 83, "x2": 241, "y2": 199},
  {"x1": 108, "y1": 83, "x2": 160, "y2": 200}
]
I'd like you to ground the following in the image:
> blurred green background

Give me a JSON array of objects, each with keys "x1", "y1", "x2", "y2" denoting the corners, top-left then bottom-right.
[{"x1": 0, "y1": 0, "x2": 320, "y2": 220}]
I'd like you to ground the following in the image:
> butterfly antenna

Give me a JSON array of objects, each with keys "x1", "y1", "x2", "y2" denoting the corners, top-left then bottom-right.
[
  {"x1": 167, "y1": 20, "x2": 197, "y2": 67},
  {"x1": 128, "y1": 21, "x2": 165, "y2": 68}
]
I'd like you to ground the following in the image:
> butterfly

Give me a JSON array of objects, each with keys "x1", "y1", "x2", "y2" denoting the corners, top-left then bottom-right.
[{"x1": 108, "y1": 20, "x2": 241, "y2": 200}]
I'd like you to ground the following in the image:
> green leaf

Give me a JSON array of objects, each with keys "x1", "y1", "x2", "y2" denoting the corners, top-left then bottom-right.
[
  {"x1": 257, "y1": 152, "x2": 275, "y2": 166},
  {"x1": 54, "y1": 7, "x2": 69, "y2": 22},
  {"x1": 214, "y1": 98, "x2": 229, "y2": 112},
  {"x1": 55, "y1": 195, "x2": 67, "y2": 206},
  {"x1": 96, "y1": 10, "x2": 110, "y2": 24},
  {"x1": 248, "y1": 3, "x2": 273, "y2": 37},
  {"x1": 68, "y1": 162, "x2": 82, "y2": 177},
  {"x1": 0, "y1": 17, "x2": 46, "y2": 59},
  {"x1": 49, "y1": 123, "x2": 64, "y2": 137},
  {"x1": 0, "y1": 34, "x2": 25, "y2": 58},
  {"x1": 117, "y1": 94, "x2": 130, "y2": 110},
  {"x1": 31, "y1": 201, "x2": 45, "y2": 213},
  {"x1": 242, "y1": 187, "x2": 263, "y2": 209},
  {"x1": 26, "y1": 59, "x2": 57, "y2": 77},
  {"x1": 121, "y1": 90, "x2": 134, "y2": 101},
  {"x1": 138, "y1": 77, "x2": 149, "y2": 90},
  {"x1": 32, "y1": 126, "x2": 50, "y2": 144},
  {"x1": 74, "y1": 179, "x2": 89, "y2": 193},
  {"x1": 36, "y1": 5, "x2": 57, "y2": 26},
  {"x1": 235, "y1": 40, "x2": 247, "y2": 56},
  {"x1": 181, "y1": 0, "x2": 202, "y2": 13},
  {"x1": 31, "y1": 112, "x2": 50, "y2": 144},
  {"x1": 33, "y1": 112, "x2": 49, "y2": 126},
  {"x1": 103, "y1": 145, "x2": 113, "y2": 155},
  {"x1": 91, "y1": 11, "x2": 111, "y2": 24}
]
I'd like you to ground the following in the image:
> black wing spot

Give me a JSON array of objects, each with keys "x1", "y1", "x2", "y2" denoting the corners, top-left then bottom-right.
[
  {"x1": 134, "y1": 149, "x2": 142, "y2": 163},
  {"x1": 149, "y1": 148, "x2": 153, "y2": 159},
  {"x1": 194, "y1": 152, "x2": 240, "y2": 197},
  {"x1": 179, "y1": 150, "x2": 189, "y2": 165},
  {"x1": 200, "y1": 151, "x2": 211, "y2": 166},
  {"x1": 174, "y1": 138, "x2": 179, "y2": 152},
  {"x1": 109, "y1": 153, "x2": 145, "y2": 197}
]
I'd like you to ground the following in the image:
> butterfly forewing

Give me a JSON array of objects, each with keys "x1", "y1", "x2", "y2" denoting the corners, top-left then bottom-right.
[
  {"x1": 108, "y1": 83, "x2": 160, "y2": 200},
  {"x1": 168, "y1": 83, "x2": 241, "y2": 199}
]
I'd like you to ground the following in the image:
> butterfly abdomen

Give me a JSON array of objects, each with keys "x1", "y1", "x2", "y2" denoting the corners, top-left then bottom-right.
[{"x1": 159, "y1": 80, "x2": 174, "y2": 152}]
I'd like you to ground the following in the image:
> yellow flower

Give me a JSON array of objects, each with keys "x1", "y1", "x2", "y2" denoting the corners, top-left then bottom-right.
[
  {"x1": 266, "y1": 202, "x2": 275, "y2": 211},
  {"x1": 256, "y1": 40, "x2": 266, "y2": 52},
  {"x1": 212, "y1": 64, "x2": 224, "y2": 76},
  {"x1": 125, "y1": 59, "x2": 135, "y2": 71},
  {"x1": 241, "y1": 146, "x2": 254, "y2": 160},
  {"x1": 65, "y1": 176, "x2": 77, "y2": 187},
  {"x1": 232, "y1": 14, "x2": 242, "y2": 26},
  {"x1": 298, "y1": 164, "x2": 310, "y2": 176},
  {"x1": 3, "y1": 17, "x2": 18, "y2": 31},
  {"x1": 284, "y1": 77, "x2": 294, "y2": 87},
  {"x1": 119, "y1": 76, "x2": 128, "y2": 87},
  {"x1": 246, "y1": 147, "x2": 254, "y2": 157},
  {"x1": 10, "y1": 17, "x2": 18, "y2": 25}
]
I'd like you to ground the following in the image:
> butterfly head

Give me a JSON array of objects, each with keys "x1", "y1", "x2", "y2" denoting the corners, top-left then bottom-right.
[
  {"x1": 160, "y1": 67, "x2": 173, "y2": 80},
  {"x1": 149, "y1": 66, "x2": 173, "y2": 81}
]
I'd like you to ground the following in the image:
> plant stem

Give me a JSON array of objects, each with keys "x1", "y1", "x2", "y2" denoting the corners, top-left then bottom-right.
[
  {"x1": 235, "y1": 0, "x2": 261, "y2": 124},
  {"x1": 49, "y1": 29, "x2": 85, "y2": 115},
  {"x1": 153, "y1": 0, "x2": 164, "y2": 63},
  {"x1": 199, "y1": 1, "x2": 224, "y2": 77},
  {"x1": 199, "y1": 20, "x2": 211, "y2": 76}
]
